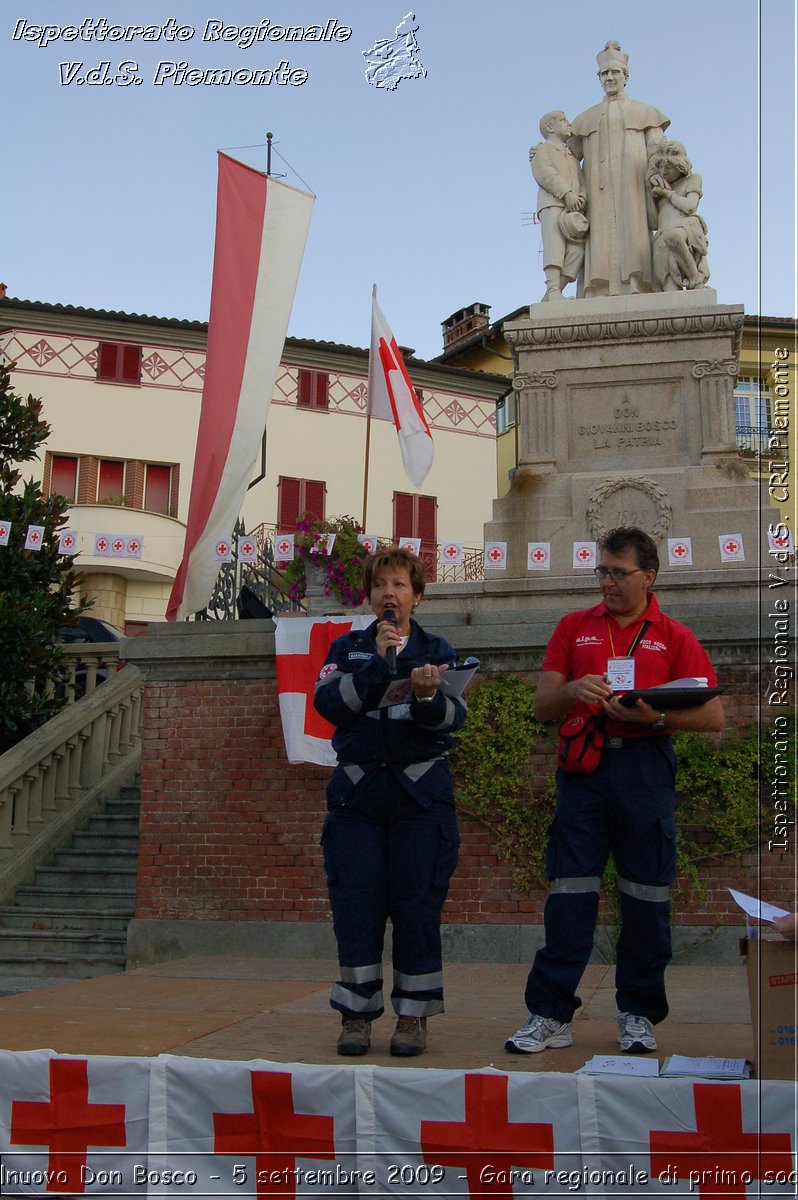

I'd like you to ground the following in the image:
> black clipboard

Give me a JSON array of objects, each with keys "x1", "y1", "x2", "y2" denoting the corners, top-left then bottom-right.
[{"x1": 617, "y1": 686, "x2": 725, "y2": 709}]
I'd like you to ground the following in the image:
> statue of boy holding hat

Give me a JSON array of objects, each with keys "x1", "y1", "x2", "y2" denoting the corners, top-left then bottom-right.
[{"x1": 530, "y1": 111, "x2": 588, "y2": 301}]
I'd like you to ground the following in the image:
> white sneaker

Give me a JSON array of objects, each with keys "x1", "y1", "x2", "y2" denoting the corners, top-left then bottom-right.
[
  {"x1": 617, "y1": 1012, "x2": 657, "y2": 1053},
  {"x1": 505, "y1": 1014, "x2": 573, "y2": 1054}
]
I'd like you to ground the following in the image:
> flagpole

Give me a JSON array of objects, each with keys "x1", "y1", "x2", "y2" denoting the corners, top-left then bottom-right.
[{"x1": 362, "y1": 284, "x2": 377, "y2": 530}]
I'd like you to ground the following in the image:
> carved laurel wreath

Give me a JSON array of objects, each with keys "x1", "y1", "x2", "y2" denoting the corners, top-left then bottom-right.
[{"x1": 586, "y1": 477, "x2": 673, "y2": 542}]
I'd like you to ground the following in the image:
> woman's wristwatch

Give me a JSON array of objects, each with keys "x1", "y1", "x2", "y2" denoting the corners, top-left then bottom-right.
[{"x1": 650, "y1": 712, "x2": 667, "y2": 731}]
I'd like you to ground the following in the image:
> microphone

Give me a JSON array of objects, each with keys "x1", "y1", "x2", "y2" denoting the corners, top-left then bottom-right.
[{"x1": 383, "y1": 607, "x2": 398, "y2": 676}]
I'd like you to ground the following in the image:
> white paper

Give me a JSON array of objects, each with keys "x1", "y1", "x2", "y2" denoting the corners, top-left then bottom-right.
[
  {"x1": 375, "y1": 661, "x2": 479, "y2": 708},
  {"x1": 728, "y1": 887, "x2": 789, "y2": 923},
  {"x1": 577, "y1": 1055, "x2": 659, "y2": 1076},
  {"x1": 661, "y1": 1055, "x2": 750, "y2": 1078}
]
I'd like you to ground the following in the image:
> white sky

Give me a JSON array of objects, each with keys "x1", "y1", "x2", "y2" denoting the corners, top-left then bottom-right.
[{"x1": 3, "y1": 0, "x2": 796, "y2": 362}]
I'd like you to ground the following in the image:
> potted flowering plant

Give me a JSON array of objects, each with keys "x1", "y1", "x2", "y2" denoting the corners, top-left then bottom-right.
[{"x1": 280, "y1": 513, "x2": 370, "y2": 608}]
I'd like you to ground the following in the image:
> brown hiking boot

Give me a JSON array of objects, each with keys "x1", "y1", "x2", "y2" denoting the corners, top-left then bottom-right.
[
  {"x1": 390, "y1": 1016, "x2": 427, "y2": 1057},
  {"x1": 336, "y1": 1018, "x2": 371, "y2": 1056}
]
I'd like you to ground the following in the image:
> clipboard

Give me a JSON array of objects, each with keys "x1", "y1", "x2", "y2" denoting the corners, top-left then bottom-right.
[{"x1": 617, "y1": 685, "x2": 725, "y2": 709}]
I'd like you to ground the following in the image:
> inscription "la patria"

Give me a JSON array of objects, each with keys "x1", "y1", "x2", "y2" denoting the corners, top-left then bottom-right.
[{"x1": 577, "y1": 402, "x2": 679, "y2": 450}]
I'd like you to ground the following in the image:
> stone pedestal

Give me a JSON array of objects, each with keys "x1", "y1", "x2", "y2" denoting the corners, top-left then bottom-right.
[{"x1": 484, "y1": 290, "x2": 767, "y2": 585}]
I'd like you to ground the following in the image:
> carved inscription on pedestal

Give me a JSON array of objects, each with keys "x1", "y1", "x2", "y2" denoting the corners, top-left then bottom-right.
[{"x1": 569, "y1": 381, "x2": 684, "y2": 467}]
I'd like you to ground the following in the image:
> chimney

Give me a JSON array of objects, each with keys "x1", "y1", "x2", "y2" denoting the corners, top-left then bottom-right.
[
  {"x1": 441, "y1": 302, "x2": 491, "y2": 350},
  {"x1": 0, "y1": 283, "x2": 7, "y2": 299}
]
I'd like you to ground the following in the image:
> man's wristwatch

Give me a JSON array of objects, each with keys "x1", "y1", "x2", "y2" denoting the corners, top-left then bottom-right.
[{"x1": 650, "y1": 712, "x2": 667, "y2": 731}]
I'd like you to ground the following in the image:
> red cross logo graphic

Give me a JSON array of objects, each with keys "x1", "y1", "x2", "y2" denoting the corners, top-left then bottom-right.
[
  {"x1": 112, "y1": 540, "x2": 124, "y2": 553},
  {"x1": 10, "y1": 1058, "x2": 127, "y2": 1194},
  {"x1": 488, "y1": 547, "x2": 503, "y2": 563},
  {"x1": 241, "y1": 541, "x2": 254, "y2": 556},
  {"x1": 277, "y1": 540, "x2": 292, "y2": 556},
  {"x1": 578, "y1": 547, "x2": 591, "y2": 561},
  {"x1": 214, "y1": 1070, "x2": 335, "y2": 1199},
  {"x1": 62, "y1": 536, "x2": 74, "y2": 549},
  {"x1": 724, "y1": 541, "x2": 738, "y2": 555},
  {"x1": 128, "y1": 540, "x2": 140, "y2": 554},
  {"x1": 96, "y1": 538, "x2": 108, "y2": 553},
  {"x1": 445, "y1": 544, "x2": 459, "y2": 559},
  {"x1": 420, "y1": 1074, "x2": 554, "y2": 1198},
  {"x1": 216, "y1": 541, "x2": 230, "y2": 556},
  {"x1": 532, "y1": 549, "x2": 546, "y2": 563},
  {"x1": 772, "y1": 534, "x2": 789, "y2": 548},
  {"x1": 0, "y1": 526, "x2": 8, "y2": 540},
  {"x1": 361, "y1": 538, "x2": 375, "y2": 553},
  {"x1": 276, "y1": 621, "x2": 354, "y2": 740},
  {"x1": 673, "y1": 544, "x2": 687, "y2": 558},
  {"x1": 29, "y1": 530, "x2": 41, "y2": 544},
  {"x1": 649, "y1": 1083, "x2": 792, "y2": 1196}
]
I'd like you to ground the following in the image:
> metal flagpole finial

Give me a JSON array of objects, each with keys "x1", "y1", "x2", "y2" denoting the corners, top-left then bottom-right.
[{"x1": 266, "y1": 132, "x2": 273, "y2": 176}]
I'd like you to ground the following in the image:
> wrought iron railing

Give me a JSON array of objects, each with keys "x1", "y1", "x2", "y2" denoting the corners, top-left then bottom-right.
[{"x1": 735, "y1": 423, "x2": 771, "y2": 456}]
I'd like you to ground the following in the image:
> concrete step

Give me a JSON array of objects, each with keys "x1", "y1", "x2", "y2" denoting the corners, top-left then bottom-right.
[
  {"x1": 30, "y1": 865, "x2": 138, "y2": 890},
  {"x1": 0, "y1": 950, "x2": 125, "y2": 978},
  {"x1": 52, "y1": 847, "x2": 139, "y2": 871},
  {"x1": 0, "y1": 927, "x2": 126, "y2": 958},
  {"x1": 13, "y1": 885, "x2": 136, "y2": 911},
  {"x1": 83, "y1": 814, "x2": 140, "y2": 835},
  {"x1": 71, "y1": 831, "x2": 140, "y2": 853},
  {"x1": 0, "y1": 906, "x2": 131, "y2": 934}
]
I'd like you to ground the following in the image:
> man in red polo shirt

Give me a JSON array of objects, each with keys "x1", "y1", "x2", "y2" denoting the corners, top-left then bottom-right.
[{"x1": 506, "y1": 527, "x2": 724, "y2": 1055}]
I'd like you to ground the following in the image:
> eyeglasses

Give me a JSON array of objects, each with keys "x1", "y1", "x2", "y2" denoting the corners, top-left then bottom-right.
[{"x1": 593, "y1": 566, "x2": 643, "y2": 581}]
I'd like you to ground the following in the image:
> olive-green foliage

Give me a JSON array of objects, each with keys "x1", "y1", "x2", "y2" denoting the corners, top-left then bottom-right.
[
  {"x1": 450, "y1": 673, "x2": 555, "y2": 891},
  {"x1": 0, "y1": 361, "x2": 81, "y2": 754},
  {"x1": 451, "y1": 672, "x2": 787, "y2": 914}
]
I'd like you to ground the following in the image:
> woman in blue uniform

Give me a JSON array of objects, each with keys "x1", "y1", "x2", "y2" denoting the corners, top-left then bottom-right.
[{"x1": 313, "y1": 547, "x2": 466, "y2": 1057}]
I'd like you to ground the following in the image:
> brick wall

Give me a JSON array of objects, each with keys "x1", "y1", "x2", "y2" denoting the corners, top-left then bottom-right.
[{"x1": 132, "y1": 631, "x2": 792, "y2": 932}]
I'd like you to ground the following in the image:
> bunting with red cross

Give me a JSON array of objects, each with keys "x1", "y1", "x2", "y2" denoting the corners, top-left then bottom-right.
[
  {"x1": 361, "y1": 1068, "x2": 578, "y2": 1197},
  {"x1": 588, "y1": 1075, "x2": 795, "y2": 1196},
  {"x1": 0, "y1": 1050, "x2": 150, "y2": 1196},
  {"x1": 151, "y1": 1055, "x2": 356, "y2": 1197},
  {"x1": 274, "y1": 615, "x2": 373, "y2": 766}
]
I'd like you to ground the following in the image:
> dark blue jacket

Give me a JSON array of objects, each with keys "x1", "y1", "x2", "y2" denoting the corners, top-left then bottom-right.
[{"x1": 313, "y1": 619, "x2": 466, "y2": 807}]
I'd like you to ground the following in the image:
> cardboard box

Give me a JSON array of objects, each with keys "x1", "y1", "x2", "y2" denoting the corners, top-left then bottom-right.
[{"x1": 743, "y1": 937, "x2": 797, "y2": 1080}]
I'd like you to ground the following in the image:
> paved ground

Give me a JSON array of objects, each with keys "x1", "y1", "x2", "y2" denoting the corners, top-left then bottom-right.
[{"x1": 0, "y1": 958, "x2": 754, "y2": 1072}]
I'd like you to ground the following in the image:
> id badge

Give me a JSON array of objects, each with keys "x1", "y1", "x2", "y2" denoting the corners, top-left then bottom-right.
[{"x1": 607, "y1": 657, "x2": 636, "y2": 691}]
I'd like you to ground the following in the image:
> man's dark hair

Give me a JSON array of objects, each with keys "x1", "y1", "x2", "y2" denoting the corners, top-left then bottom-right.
[
  {"x1": 362, "y1": 546, "x2": 427, "y2": 597},
  {"x1": 600, "y1": 527, "x2": 659, "y2": 573}
]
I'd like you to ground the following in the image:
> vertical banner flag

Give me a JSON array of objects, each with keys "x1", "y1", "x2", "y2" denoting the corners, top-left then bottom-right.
[
  {"x1": 275, "y1": 616, "x2": 372, "y2": 765},
  {"x1": 167, "y1": 153, "x2": 314, "y2": 621},
  {"x1": 368, "y1": 289, "x2": 434, "y2": 488}
]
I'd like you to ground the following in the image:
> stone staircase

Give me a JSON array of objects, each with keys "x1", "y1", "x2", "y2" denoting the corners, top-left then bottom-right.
[{"x1": 0, "y1": 782, "x2": 139, "y2": 979}]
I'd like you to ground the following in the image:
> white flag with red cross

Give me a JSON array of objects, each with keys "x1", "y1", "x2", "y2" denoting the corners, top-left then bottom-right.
[
  {"x1": 440, "y1": 540, "x2": 463, "y2": 566},
  {"x1": 275, "y1": 616, "x2": 373, "y2": 765},
  {"x1": 58, "y1": 529, "x2": 78, "y2": 555},
  {"x1": 484, "y1": 541, "x2": 507, "y2": 570},
  {"x1": 667, "y1": 537, "x2": 693, "y2": 566},
  {"x1": 573, "y1": 541, "x2": 596, "y2": 569},
  {"x1": 24, "y1": 525, "x2": 45, "y2": 551},
  {"x1": 213, "y1": 538, "x2": 233, "y2": 563},
  {"x1": 368, "y1": 288, "x2": 434, "y2": 489},
  {"x1": 0, "y1": 1050, "x2": 151, "y2": 1196},
  {"x1": 719, "y1": 534, "x2": 745, "y2": 563},
  {"x1": 274, "y1": 533, "x2": 295, "y2": 563},
  {"x1": 768, "y1": 526, "x2": 795, "y2": 556},
  {"x1": 94, "y1": 534, "x2": 112, "y2": 557},
  {"x1": 0, "y1": 521, "x2": 11, "y2": 546},
  {"x1": 125, "y1": 536, "x2": 143, "y2": 559},
  {"x1": 528, "y1": 542, "x2": 551, "y2": 571},
  {"x1": 238, "y1": 535, "x2": 258, "y2": 563},
  {"x1": 110, "y1": 536, "x2": 127, "y2": 559},
  {"x1": 152, "y1": 1054, "x2": 357, "y2": 1196},
  {"x1": 357, "y1": 534, "x2": 379, "y2": 554},
  {"x1": 398, "y1": 536, "x2": 421, "y2": 555}
]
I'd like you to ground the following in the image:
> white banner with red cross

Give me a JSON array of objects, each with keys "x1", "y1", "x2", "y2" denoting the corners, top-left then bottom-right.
[
  {"x1": 0, "y1": 1055, "x2": 795, "y2": 1197},
  {"x1": 0, "y1": 1050, "x2": 151, "y2": 1196},
  {"x1": 274, "y1": 616, "x2": 373, "y2": 766}
]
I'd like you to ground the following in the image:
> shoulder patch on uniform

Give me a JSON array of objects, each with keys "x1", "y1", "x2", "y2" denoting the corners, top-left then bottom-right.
[
  {"x1": 348, "y1": 651, "x2": 373, "y2": 661},
  {"x1": 318, "y1": 662, "x2": 338, "y2": 680}
]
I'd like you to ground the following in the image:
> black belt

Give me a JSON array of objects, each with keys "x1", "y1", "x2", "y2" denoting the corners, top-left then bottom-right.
[{"x1": 605, "y1": 735, "x2": 669, "y2": 749}]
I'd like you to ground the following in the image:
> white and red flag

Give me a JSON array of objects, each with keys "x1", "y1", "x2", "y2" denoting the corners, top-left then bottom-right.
[
  {"x1": 58, "y1": 529, "x2": 78, "y2": 555},
  {"x1": 667, "y1": 537, "x2": 693, "y2": 566},
  {"x1": 24, "y1": 525, "x2": 44, "y2": 551},
  {"x1": 167, "y1": 152, "x2": 314, "y2": 620},
  {"x1": 275, "y1": 616, "x2": 372, "y2": 765},
  {"x1": 368, "y1": 289, "x2": 433, "y2": 488}
]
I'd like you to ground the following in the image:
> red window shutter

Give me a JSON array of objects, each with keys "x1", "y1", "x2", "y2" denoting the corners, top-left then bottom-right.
[
  {"x1": 97, "y1": 460, "x2": 125, "y2": 502},
  {"x1": 297, "y1": 369, "x2": 329, "y2": 409},
  {"x1": 297, "y1": 370, "x2": 313, "y2": 407},
  {"x1": 121, "y1": 344, "x2": 142, "y2": 383},
  {"x1": 144, "y1": 464, "x2": 171, "y2": 514},
  {"x1": 50, "y1": 456, "x2": 78, "y2": 501},
  {"x1": 417, "y1": 495, "x2": 437, "y2": 544},
  {"x1": 303, "y1": 480, "x2": 326, "y2": 520},
  {"x1": 97, "y1": 343, "x2": 118, "y2": 380},
  {"x1": 393, "y1": 492, "x2": 415, "y2": 541},
  {"x1": 314, "y1": 373, "x2": 329, "y2": 409},
  {"x1": 278, "y1": 477, "x2": 302, "y2": 528}
]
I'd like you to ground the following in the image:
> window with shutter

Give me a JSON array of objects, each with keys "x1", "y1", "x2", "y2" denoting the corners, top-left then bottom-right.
[
  {"x1": 144, "y1": 464, "x2": 171, "y2": 515},
  {"x1": 297, "y1": 369, "x2": 330, "y2": 410},
  {"x1": 96, "y1": 342, "x2": 142, "y2": 384},
  {"x1": 277, "y1": 477, "x2": 326, "y2": 528},
  {"x1": 50, "y1": 455, "x2": 78, "y2": 502},
  {"x1": 97, "y1": 460, "x2": 125, "y2": 502},
  {"x1": 392, "y1": 492, "x2": 437, "y2": 581}
]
